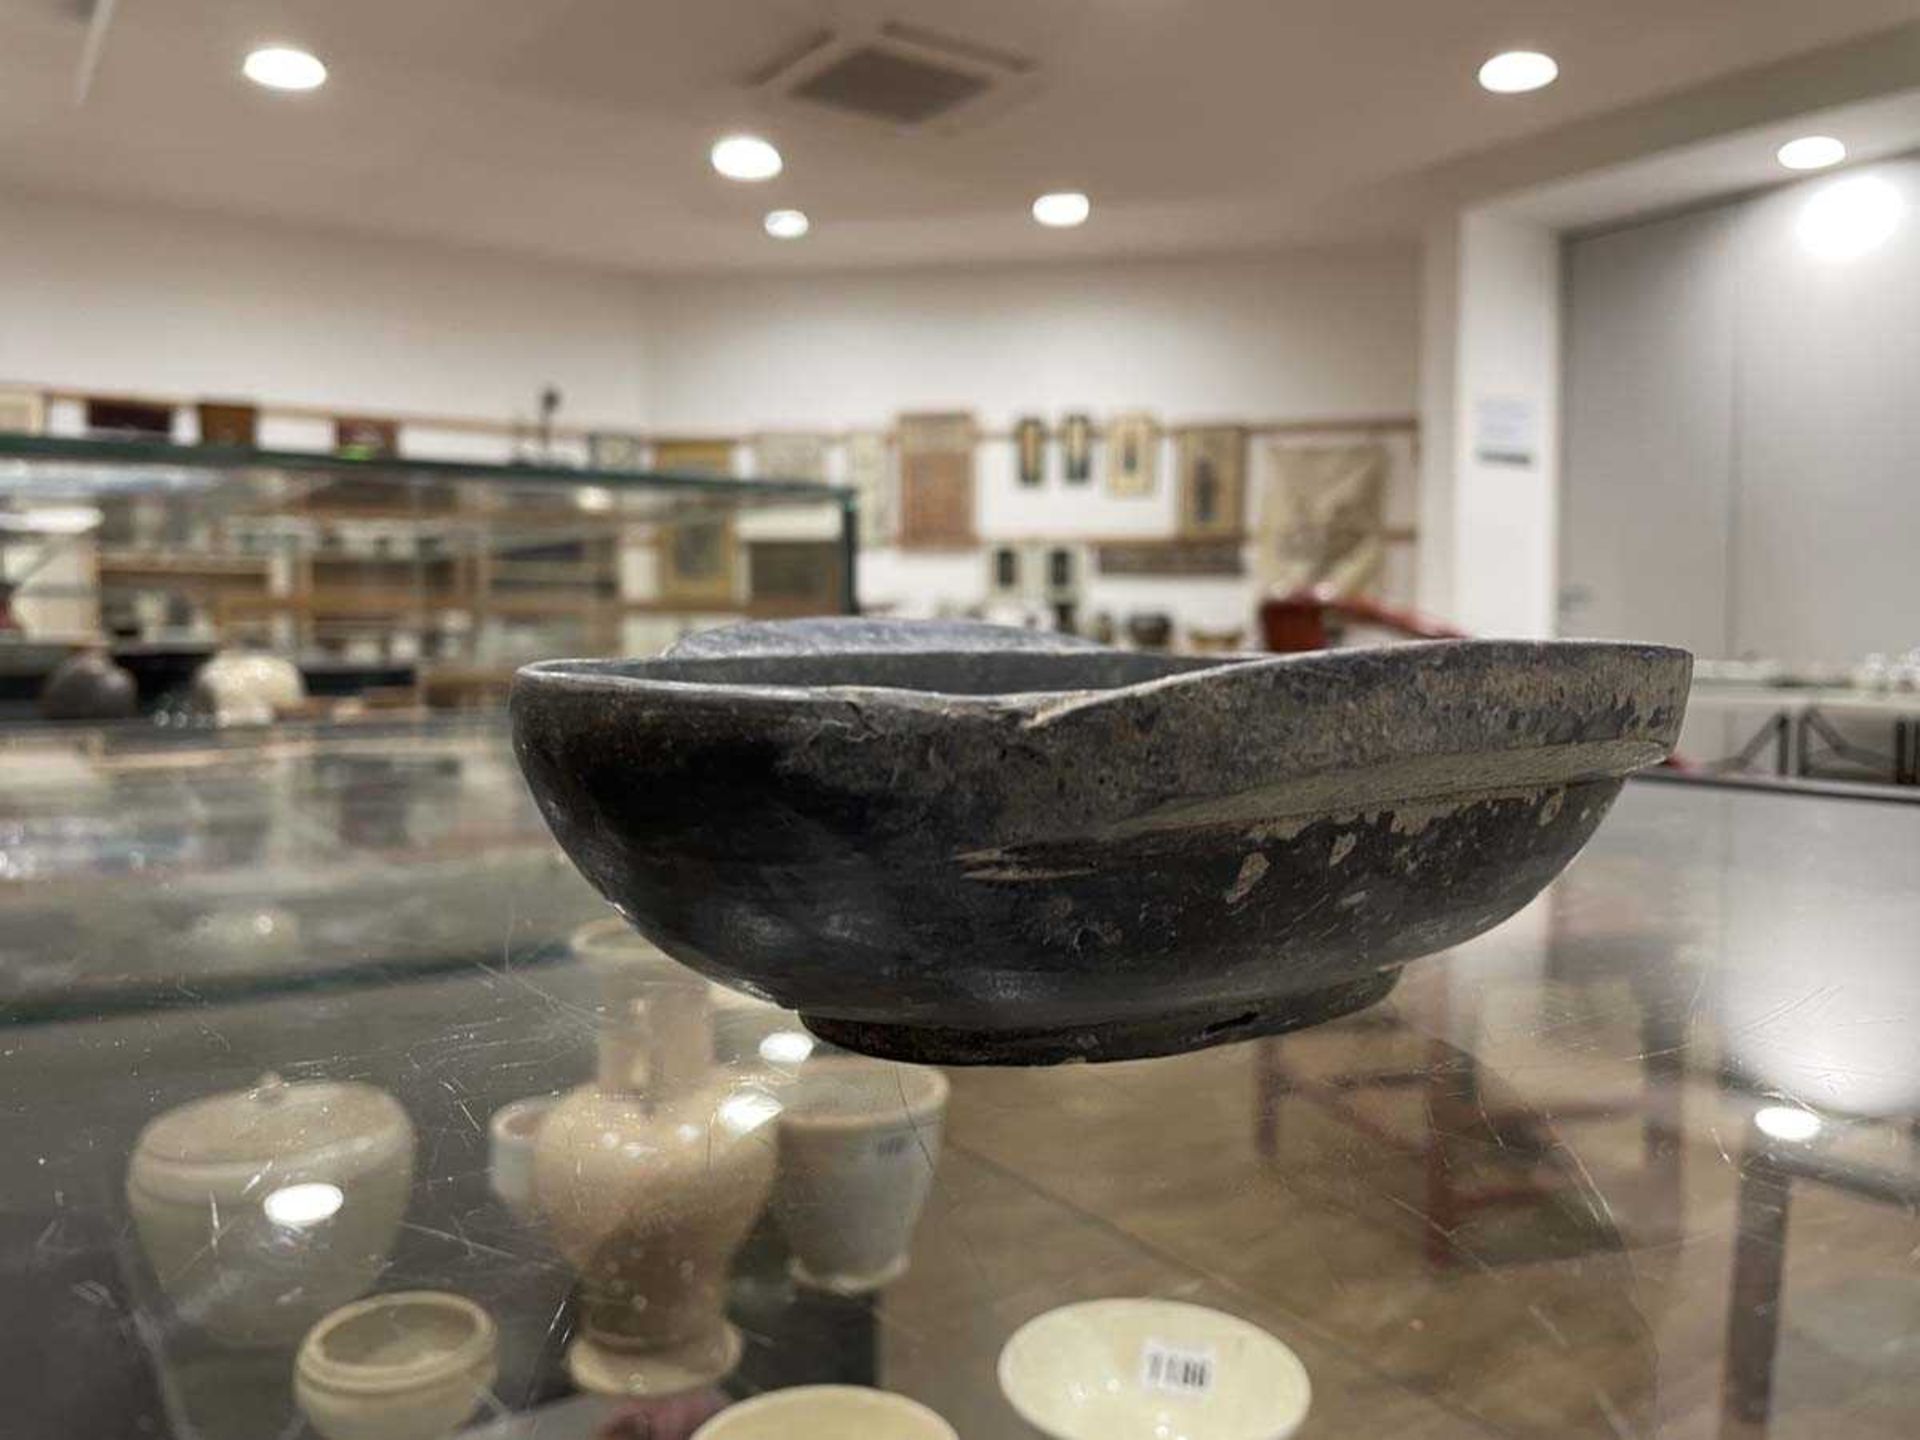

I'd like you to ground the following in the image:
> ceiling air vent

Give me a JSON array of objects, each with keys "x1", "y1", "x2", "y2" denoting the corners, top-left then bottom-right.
[{"x1": 749, "y1": 22, "x2": 1039, "y2": 133}]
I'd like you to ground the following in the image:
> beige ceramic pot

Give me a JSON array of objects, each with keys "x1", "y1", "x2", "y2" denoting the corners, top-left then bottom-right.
[
  {"x1": 295, "y1": 1291, "x2": 497, "y2": 1440},
  {"x1": 772, "y1": 1056, "x2": 948, "y2": 1294},
  {"x1": 126, "y1": 1074, "x2": 414, "y2": 1347},
  {"x1": 692, "y1": 1385, "x2": 957, "y2": 1440},
  {"x1": 192, "y1": 650, "x2": 306, "y2": 726},
  {"x1": 997, "y1": 1299, "x2": 1312, "y2": 1440},
  {"x1": 536, "y1": 929, "x2": 776, "y2": 1396}
]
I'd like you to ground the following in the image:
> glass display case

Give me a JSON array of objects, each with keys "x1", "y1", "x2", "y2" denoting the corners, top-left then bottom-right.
[
  {"x1": 0, "y1": 434, "x2": 856, "y2": 715},
  {"x1": 5, "y1": 673, "x2": 1920, "y2": 1439}
]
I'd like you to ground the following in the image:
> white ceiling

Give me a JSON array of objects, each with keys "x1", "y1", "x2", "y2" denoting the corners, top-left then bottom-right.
[{"x1": 2, "y1": 0, "x2": 1918, "y2": 274}]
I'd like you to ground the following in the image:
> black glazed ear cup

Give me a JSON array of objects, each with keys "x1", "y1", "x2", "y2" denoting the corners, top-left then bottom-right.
[{"x1": 512, "y1": 620, "x2": 1691, "y2": 1066}]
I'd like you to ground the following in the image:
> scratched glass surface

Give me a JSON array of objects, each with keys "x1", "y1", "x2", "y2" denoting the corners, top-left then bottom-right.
[{"x1": 4, "y1": 716, "x2": 1919, "y2": 1439}]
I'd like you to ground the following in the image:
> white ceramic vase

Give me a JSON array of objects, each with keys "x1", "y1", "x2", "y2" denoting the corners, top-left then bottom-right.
[
  {"x1": 126, "y1": 1074, "x2": 414, "y2": 1347},
  {"x1": 772, "y1": 1055, "x2": 949, "y2": 1294},
  {"x1": 691, "y1": 1385, "x2": 957, "y2": 1440},
  {"x1": 485, "y1": 1096, "x2": 556, "y2": 1223},
  {"x1": 997, "y1": 1298, "x2": 1312, "y2": 1440},
  {"x1": 535, "y1": 928, "x2": 776, "y2": 1396},
  {"x1": 191, "y1": 650, "x2": 306, "y2": 726},
  {"x1": 295, "y1": 1291, "x2": 497, "y2": 1440},
  {"x1": 571, "y1": 916, "x2": 802, "y2": 1070}
]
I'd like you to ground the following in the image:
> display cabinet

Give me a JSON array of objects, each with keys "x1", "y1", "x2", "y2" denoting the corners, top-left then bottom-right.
[
  {"x1": 4, "y1": 688, "x2": 1920, "y2": 1439},
  {"x1": 0, "y1": 434, "x2": 856, "y2": 710}
]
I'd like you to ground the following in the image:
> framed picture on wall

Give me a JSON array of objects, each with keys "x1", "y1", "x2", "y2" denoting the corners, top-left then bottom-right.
[
  {"x1": 658, "y1": 510, "x2": 738, "y2": 605},
  {"x1": 755, "y1": 431, "x2": 829, "y2": 483},
  {"x1": 1255, "y1": 441, "x2": 1388, "y2": 598},
  {"x1": 197, "y1": 401, "x2": 258, "y2": 447},
  {"x1": 897, "y1": 412, "x2": 976, "y2": 548},
  {"x1": 1014, "y1": 416, "x2": 1046, "y2": 487},
  {"x1": 749, "y1": 539, "x2": 842, "y2": 610},
  {"x1": 1061, "y1": 413, "x2": 1093, "y2": 484},
  {"x1": 1175, "y1": 425, "x2": 1246, "y2": 538},
  {"x1": 652, "y1": 438, "x2": 735, "y2": 477},
  {"x1": 1106, "y1": 412, "x2": 1157, "y2": 497},
  {"x1": 0, "y1": 389, "x2": 45, "y2": 435},
  {"x1": 987, "y1": 545, "x2": 1023, "y2": 599},
  {"x1": 588, "y1": 432, "x2": 647, "y2": 471},
  {"x1": 334, "y1": 415, "x2": 400, "y2": 459},
  {"x1": 88, "y1": 397, "x2": 174, "y2": 439},
  {"x1": 1046, "y1": 545, "x2": 1078, "y2": 595},
  {"x1": 845, "y1": 431, "x2": 895, "y2": 547}
]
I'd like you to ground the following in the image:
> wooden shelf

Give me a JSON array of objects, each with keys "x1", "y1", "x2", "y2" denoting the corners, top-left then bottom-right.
[{"x1": 98, "y1": 551, "x2": 271, "y2": 579}]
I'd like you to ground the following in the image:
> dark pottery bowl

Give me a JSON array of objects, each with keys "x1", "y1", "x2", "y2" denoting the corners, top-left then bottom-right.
[{"x1": 512, "y1": 620, "x2": 1690, "y2": 1064}]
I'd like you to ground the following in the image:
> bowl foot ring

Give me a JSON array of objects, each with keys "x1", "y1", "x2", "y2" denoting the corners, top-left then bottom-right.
[{"x1": 801, "y1": 967, "x2": 1404, "y2": 1066}]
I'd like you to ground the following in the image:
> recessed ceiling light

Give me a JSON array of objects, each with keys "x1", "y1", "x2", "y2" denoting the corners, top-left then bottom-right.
[
  {"x1": 1477, "y1": 50, "x2": 1558, "y2": 94},
  {"x1": 1032, "y1": 191, "x2": 1090, "y2": 228},
  {"x1": 1796, "y1": 174, "x2": 1905, "y2": 260},
  {"x1": 1777, "y1": 135, "x2": 1847, "y2": 171},
  {"x1": 711, "y1": 134, "x2": 782, "y2": 182},
  {"x1": 764, "y1": 209, "x2": 810, "y2": 239},
  {"x1": 243, "y1": 46, "x2": 327, "y2": 92}
]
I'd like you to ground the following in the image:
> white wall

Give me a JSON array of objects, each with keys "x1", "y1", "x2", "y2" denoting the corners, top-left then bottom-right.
[
  {"x1": 643, "y1": 250, "x2": 1421, "y2": 628},
  {"x1": 0, "y1": 191, "x2": 1423, "y2": 643},
  {"x1": 1438, "y1": 211, "x2": 1562, "y2": 639},
  {"x1": 0, "y1": 188, "x2": 649, "y2": 435},
  {"x1": 1416, "y1": 219, "x2": 1460, "y2": 617},
  {"x1": 1560, "y1": 205, "x2": 1739, "y2": 656},
  {"x1": 1563, "y1": 156, "x2": 1920, "y2": 665}
]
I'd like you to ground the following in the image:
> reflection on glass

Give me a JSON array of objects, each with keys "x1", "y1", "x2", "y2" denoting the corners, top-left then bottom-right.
[
  {"x1": 263, "y1": 1181, "x2": 345, "y2": 1228},
  {"x1": 757, "y1": 1029, "x2": 815, "y2": 1067},
  {"x1": 771, "y1": 1057, "x2": 948, "y2": 1296},
  {"x1": 1753, "y1": 1105, "x2": 1823, "y2": 1143}
]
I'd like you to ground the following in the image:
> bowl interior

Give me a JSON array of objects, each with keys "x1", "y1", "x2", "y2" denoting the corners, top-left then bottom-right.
[
  {"x1": 696, "y1": 1385, "x2": 955, "y2": 1440},
  {"x1": 998, "y1": 1300, "x2": 1311, "y2": 1440},
  {"x1": 320, "y1": 1296, "x2": 481, "y2": 1372},
  {"x1": 531, "y1": 649, "x2": 1240, "y2": 698}
]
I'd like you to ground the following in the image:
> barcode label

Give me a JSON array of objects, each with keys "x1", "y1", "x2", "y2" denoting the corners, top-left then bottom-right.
[{"x1": 1140, "y1": 1340, "x2": 1215, "y2": 1396}]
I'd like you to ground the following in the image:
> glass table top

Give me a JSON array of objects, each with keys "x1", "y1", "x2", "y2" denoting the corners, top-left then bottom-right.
[{"x1": 3, "y1": 724, "x2": 1917, "y2": 1440}]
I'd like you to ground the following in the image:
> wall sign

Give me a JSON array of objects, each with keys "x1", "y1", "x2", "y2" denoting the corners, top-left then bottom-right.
[
  {"x1": 755, "y1": 431, "x2": 829, "y2": 483},
  {"x1": 1095, "y1": 539, "x2": 1243, "y2": 576},
  {"x1": 1473, "y1": 396, "x2": 1538, "y2": 467}
]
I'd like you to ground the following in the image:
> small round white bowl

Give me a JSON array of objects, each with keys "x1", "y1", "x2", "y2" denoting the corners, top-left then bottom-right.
[
  {"x1": 997, "y1": 1298, "x2": 1311, "y2": 1440},
  {"x1": 295, "y1": 1291, "x2": 497, "y2": 1440},
  {"x1": 692, "y1": 1384, "x2": 957, "y2": 1440}
]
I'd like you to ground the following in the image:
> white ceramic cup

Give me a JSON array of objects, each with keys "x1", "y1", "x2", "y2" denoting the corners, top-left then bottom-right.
[
  {"x1": 772, "y1": 1056, "x2": 949, "y2": 1294},
  {"x1": 486, "y1": 1096, "x2": 556, "y2": 1223},
  {"x1": 692, "y1": 1385, "x2": 957, "y2": 1440}
]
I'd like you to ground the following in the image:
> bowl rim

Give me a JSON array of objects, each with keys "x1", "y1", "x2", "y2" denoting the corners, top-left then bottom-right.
[
  {"x1": 514, "y1": 638, "x2": 1691, "y2": 713},
  {"x1": 778, "y1": 1055, "x2": 951, "y2": 1133},
  {"x1": 996, "y1": 1297, "x2": 1312, "y2": 1440},
  {"x1": 296, "y1": 1289, "x2": 498, "y2": 1396},
  {"x1": 691, "y1": 1384, "x2": 958, "y2": 1440}
]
